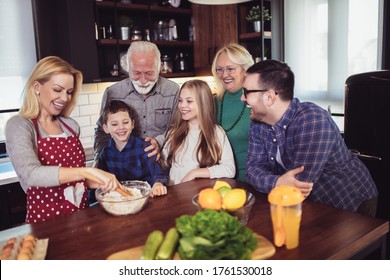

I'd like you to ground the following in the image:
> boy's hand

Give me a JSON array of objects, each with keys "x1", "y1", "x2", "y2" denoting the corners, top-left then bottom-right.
[
  {"x1": 144, "y1": 136, "x2": 161, "y2": 161},
  {"x1": 151, "y1": 182, "x2": 167, "y2": 197}
]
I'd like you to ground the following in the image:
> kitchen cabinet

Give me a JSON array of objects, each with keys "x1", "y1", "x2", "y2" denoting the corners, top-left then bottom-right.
[
  {"x1": 33, "y1": 0, "x2": 99, "y2": 83},
  {"x1": 192, "y1": 4, "x2": 238, "y2": 76},
  {"x1": 94, "y1": 0, "x2": 194, "y2": 81},
  {"x1": 0, "y1": 182, "x2": 26, "y2": 230}
]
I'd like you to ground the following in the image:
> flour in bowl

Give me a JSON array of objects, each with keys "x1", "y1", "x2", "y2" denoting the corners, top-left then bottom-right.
[{"x1": 100, "y1": 188, "x2": 148, "y2": 215}]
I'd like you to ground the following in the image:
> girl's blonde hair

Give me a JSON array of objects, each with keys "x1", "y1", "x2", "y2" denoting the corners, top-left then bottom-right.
[
  {"x1": 211, "y1": 43, "x2": 254, "y2": 99},
  {"x1": 165, "y1": 79, "x2": 221, "y2": 168},
  {"x1": 19, "y1": 56, "x2": 83, "y2": 119}
]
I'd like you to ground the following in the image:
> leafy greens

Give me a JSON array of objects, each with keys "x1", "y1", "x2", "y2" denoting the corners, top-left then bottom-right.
[{"x1": 175, "y1": 209, "x2": 258, "y2": 260}]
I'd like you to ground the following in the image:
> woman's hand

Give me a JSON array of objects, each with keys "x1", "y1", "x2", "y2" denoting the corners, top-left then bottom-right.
[
  {"x1": 82, "y1": 167, "x2": 123, "y2": 193},
  {"x1": 144, "y1": 137, "x2": 161, "y2": 160},
  {"x1": 151, "y1": 182, "x2": 167, "y2": 197}
]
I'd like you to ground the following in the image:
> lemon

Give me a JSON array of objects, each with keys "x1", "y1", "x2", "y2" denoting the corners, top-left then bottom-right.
[
  {"x1": 217, "y1": 186, "x2": 231, "y2": 198},
  {"x1": 222, "y1": 188, "x2": 246, "y2": 211},
  {"x1": 213, "y1": 180, "x2": 232, "y2": 191}
]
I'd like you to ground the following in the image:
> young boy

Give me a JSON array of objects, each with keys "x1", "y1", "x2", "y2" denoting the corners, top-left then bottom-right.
[{"x1": 97, "y1": 100, "x2": 167, "y2": 197}]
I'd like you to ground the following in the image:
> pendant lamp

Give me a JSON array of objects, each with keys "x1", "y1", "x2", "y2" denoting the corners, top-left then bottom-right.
[{"x1": 188, "y1": 0, "x2": 251, "y2": 5}]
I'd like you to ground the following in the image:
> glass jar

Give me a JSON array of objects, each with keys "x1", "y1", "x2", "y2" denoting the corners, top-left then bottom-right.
[
  {"x1": 174, "y1": 52, "x2": 188, "y2": 72},
  {"x1": 131, "y1": 27, "x2": 142, "y2": 41},
  {"x1": 161, "y1": 55, "x2": 173, "y2": 73}
]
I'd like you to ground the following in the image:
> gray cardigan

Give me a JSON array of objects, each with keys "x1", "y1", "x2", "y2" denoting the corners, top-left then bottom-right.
[{"x1": 5, "y1": 115, "x2": 81, "y2": 192}]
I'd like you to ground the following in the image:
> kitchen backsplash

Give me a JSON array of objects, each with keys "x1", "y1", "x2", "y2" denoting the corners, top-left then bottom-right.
[{"x1": 71, "y1": 76, "x2": 217, "y2": 151}]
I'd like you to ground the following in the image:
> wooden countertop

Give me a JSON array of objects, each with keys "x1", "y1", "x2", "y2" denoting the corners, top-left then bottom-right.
[{"x1": 0, "y1": 178, "x2": 388, "y2": 260}]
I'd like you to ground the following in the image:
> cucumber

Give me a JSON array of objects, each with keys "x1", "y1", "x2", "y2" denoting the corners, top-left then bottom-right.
[
  {"x1": 155, "y1": 227, "x2": 179, "y2": 260},
  {"x1": 141, "y1": 230, "x2": 164, "y2": 260}
]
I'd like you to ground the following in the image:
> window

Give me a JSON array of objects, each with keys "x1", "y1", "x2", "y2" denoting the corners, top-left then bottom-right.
[
  {"x1": 284, "y1": 0, "x2": 381, "y2": 113},
  {"x1": 0, "y1": 0, "x2": 37, "y2": 144}
]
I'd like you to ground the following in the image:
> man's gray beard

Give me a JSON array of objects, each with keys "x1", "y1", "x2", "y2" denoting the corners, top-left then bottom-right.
[{"x1": 132, "y1": 79, "x2": 157, "y2": 95}]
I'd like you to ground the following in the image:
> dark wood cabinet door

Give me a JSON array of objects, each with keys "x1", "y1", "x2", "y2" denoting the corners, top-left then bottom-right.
[
  {"x1": 192, "y1": 4, "x2": 214, "y2": 75},
  {"x1": 32, "y1": 0, "x2": 99, "y2": 83},
  {"x1": 212, "y1": 5, "x2": 238, "y2": 50},
  {"x1": 192, "y1": 4, "x2": 238, "y2": 76}
]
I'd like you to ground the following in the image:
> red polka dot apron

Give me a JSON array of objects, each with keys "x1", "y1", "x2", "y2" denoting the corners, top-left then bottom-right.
[{"x1": 25, "y1": 118, "x2": 88, "y2": 223}]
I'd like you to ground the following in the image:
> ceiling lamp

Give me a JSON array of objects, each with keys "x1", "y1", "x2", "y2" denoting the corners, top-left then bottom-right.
[{"x1": 188, "y1": 0, "x2": 251, "y2": 5}]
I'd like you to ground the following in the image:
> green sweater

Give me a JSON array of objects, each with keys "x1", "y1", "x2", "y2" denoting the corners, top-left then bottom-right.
[{"x1": 215, "y1": 89, "x2": 250, "y2": 182}]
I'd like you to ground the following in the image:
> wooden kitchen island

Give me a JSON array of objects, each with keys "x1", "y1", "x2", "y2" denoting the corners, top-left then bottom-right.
[{"x1": 0, "y1": 178, "x2": 388, "y2": 260}]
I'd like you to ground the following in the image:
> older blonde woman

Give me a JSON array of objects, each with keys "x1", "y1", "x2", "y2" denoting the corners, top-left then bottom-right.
[
  {"x1": 212, "y1": 43, "x2": 254, "y2": 182},
  {"x1": 6, "y1": 56, "x2": 122, "y2": 223}
]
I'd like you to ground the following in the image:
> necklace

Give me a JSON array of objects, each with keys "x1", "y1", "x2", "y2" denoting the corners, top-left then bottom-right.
[{"x1": 219, "y1": 93, "x2": 246, "y2": 132}]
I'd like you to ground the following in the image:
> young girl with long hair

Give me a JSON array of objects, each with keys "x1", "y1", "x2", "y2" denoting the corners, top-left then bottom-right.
[{"x1": 162, "y1": 79, "x2": 235, "y2": 185}]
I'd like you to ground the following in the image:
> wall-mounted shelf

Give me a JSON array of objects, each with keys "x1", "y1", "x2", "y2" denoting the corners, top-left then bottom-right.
[
  {"x1": 239, "y1": 31, "x2": 272, "y2": 40},
  {"x1": 95, "y1": 0, "x2": 195, "y2": 80},
  {"x1": 237, "y1": 0, "x2": 273, "y2": 61}
]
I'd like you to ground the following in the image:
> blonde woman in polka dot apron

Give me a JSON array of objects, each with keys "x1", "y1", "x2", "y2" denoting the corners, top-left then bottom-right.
[{"x1": 6, "y1": 56, "x2": 123, "y2": 223}]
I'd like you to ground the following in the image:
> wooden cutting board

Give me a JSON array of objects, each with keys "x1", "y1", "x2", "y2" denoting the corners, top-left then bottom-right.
[{"x1": 107, "y1": 234, "x2": 275, "y2": 260}]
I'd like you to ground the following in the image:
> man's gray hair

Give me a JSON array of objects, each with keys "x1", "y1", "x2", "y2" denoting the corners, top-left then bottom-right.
[{"x1": 127, "y1": 41, "x2": 161, "y2": 72}]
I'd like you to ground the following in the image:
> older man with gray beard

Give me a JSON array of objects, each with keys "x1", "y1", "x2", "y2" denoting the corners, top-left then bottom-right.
[{"x1": 94, "y1": 41, "x2": 179, "y2": 164}]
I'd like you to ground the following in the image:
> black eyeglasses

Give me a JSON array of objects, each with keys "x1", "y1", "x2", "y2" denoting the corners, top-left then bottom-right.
[
  {"x1": 215, "y1": 66, "x2": 240, "y2": 75},
  {"x1": 242, "y1": 88, "x2": 278, "y2": 98}
]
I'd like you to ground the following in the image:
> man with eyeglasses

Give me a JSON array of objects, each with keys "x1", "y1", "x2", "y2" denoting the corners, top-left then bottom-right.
[
  {"x1": 94, "y1": 41, "x2": 179, "y2": 165},
  {"x1": 242, "y1": 60, "x2": 378, "y2": 216}
]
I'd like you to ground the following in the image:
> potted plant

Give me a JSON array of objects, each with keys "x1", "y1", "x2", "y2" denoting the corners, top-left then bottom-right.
[
  {"x1": 118, "y1": 16, "x2": 134, "y2": 40},
  {"x1": 246, "y1": 5, "x2": 271, "y2": 32}
]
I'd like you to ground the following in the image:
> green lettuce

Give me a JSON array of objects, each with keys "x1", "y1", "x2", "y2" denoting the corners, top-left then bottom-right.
[{"x1": 175, "y1": 209, "x2": 258, "y2": 260}]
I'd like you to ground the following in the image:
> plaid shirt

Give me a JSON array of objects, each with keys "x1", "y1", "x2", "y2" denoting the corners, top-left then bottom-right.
[
  {"x1": 98, "y1": 134, "x2": 167, "y2": 186},
  {"x1": 247, "y1": 98, "x2": 377, "y2": 212}
]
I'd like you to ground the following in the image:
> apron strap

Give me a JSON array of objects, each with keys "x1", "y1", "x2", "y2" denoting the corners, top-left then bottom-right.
[
  {"x1": 31, "y1": 118, "x2": 41, "y2": 138},
  {"x1": 32, "y1": 117, "x2": 78, "y2": 138},
  {"x1": 57, "y1": 117, "x2": 77, "y2": 136}
]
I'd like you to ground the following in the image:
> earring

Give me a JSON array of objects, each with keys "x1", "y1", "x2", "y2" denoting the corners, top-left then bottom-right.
[{"x1": 36, "y1": 92, "x2": 40, "y2": 95}]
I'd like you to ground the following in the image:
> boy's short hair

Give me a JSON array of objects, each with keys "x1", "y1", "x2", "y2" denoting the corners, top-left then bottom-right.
[{"x1": 102, "y1": 100, "x2": 134, "y2": 124}]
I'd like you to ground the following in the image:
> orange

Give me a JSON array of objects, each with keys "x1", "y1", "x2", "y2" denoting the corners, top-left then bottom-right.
[{"x1": 198, "y1": 188, "x2": 222, "y2": 210}]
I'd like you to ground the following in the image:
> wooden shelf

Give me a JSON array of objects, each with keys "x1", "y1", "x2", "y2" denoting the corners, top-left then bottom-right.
[
  {"x1": 98, "y1": 38, "x2": 117, "y2": 45},
  {"x1": 239, "y1": 31, "x2": 272, "y2": 40},
  {"x1": 116, "y1": 3, "x2": 148, "y2": 11},
  {"x1": 153, "y1": 40, "x2": 194, "y2": 47},
  {"x1": 92, "y1": 71, "x2": 195, "y2": 83},
  {"x1": 161, "y1": 72, "x2": 195, "y2": 78},
  {"x1": 94, "y1": 1, "x2": 194, "y2": 81},
  {"x1": 96, "y1": 39, "x2": 193, "y2": 47},
  {"x1": 96, "y1": 1, "x2": 191, "y2": 15},
  {"x1": 95, "y1": 1, "x2": 115, "y2": 8},
  {"x1": 150, "y1": 6, "x2": 192, "y2": 15}
]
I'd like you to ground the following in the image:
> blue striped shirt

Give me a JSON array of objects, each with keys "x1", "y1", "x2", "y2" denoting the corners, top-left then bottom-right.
[
  {"x1": 98, "y1": 134, "x2": 167, "y2": 186},
  {"x1": 247, "y1": 98, "x2": 377, "y2": 212}
]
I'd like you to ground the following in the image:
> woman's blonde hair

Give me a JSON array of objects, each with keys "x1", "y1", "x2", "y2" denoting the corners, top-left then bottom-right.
[
  {"x1": 165, "y1": 79, "x2": 221, "y2": 168},
  {"x1": 211, "y1": 43, "x2": 254, "y2": 99},
  {"x1": 19, "y1": 56, "x2": 83, "y2": 119}
]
